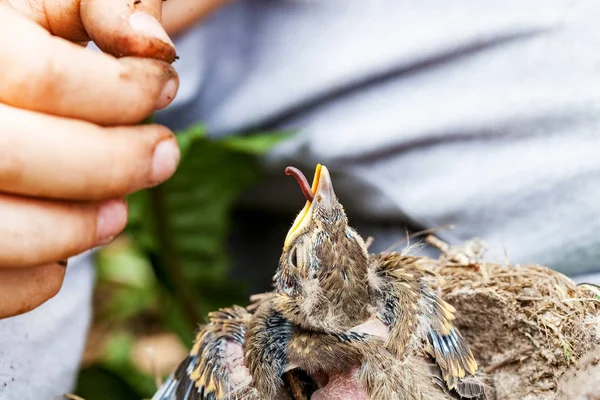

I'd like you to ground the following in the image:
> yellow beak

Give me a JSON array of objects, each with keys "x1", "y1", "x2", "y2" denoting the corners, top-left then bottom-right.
[{"x1": 283, "y1": 164, "x2": 324, "y2": 250}]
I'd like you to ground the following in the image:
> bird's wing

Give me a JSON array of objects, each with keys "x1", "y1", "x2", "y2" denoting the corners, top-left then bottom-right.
[
  {"x1": 369, "y1": 253, "x2": 485, "y2": 399},
  {"x1": 152, "y1": 305, "x2": 255, "y2": 400},
  {"x1": 420, "y1": 286, "x2": 482, "y2": 397},
  {"x1": 369, "y1": 253, "x2": 424, "y2": 358}
]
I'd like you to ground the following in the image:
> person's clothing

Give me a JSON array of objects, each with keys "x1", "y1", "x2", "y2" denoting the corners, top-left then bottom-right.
[
  {"x1": 3, "y1": 1, "x2": 600, "y2": 398},
  {"x1": 0, "y1": 253, "x2": 94, "y2": 400},
  {"x1": 157, "y1": 0, "x2": 600, "y2": 280}
]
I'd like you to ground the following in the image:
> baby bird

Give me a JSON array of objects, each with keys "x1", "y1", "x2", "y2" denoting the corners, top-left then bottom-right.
[{"x1": 152, "y1": 164, "x2": 487, "y2": 400}]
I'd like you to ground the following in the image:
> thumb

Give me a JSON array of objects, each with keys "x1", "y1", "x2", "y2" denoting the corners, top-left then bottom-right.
[
  {"x1": 6, "y1": 0, "x2": 176, "y2": 63},
  {"x1": 82, "y1": 0, "x2": 176, "y2": 63}
]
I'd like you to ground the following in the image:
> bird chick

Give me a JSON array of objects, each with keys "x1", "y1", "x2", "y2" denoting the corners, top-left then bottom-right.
[
  {"x1": 271, "y1": 164, "x2": 372, "y2": 331},
  {"x1": 152, "y1": 164, "x2": 487, "y2": 400}
]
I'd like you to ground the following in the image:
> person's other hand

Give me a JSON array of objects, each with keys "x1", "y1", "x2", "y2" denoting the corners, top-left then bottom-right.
[{"x1": 0, "y1": 0, "x2": 181, "y2": 319}]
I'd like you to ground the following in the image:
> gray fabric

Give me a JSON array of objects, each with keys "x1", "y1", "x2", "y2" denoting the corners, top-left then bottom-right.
[
  {"x1": 0, "y1": 252, "x2": 94, "y2": 400},
  {"x1": 158, "y1": 0, "x2": 600, "y2": 280}
]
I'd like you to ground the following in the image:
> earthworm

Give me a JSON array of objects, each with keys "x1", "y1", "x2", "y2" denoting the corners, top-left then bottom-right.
[{"x1": 285, "y1": 166, "x2": 315, "y2": 202}]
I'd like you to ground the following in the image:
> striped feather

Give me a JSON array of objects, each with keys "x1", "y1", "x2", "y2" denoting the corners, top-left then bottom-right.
[
  {"x1": 423, "y1": 291, "x2": 483, "y2": 399},
  {"x1": 152, "y1": 306, "x2": 253, "y2": 400}
]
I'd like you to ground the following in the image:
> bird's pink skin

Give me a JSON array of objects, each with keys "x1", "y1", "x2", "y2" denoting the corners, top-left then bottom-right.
[{"x1": 222, "y1": 316, "x2": 389, "y2": 399}]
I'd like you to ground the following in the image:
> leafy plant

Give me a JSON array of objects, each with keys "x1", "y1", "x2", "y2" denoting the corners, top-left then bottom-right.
[{"x1": 73, "y1": 126, "x2": 292, "y2": 399}]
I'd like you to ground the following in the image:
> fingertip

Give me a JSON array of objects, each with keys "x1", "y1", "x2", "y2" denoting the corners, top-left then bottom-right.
[
  {"x1": 129, "y1": 11, "x2": 175, "y2": 49},
  {"x1": 150, "y1": 138, "x2": 181, "y2": 184},
  {"x1": 155, "y1": 77, "x2": 179, "y2": 110},
  {"x1": 81, "y1": 0, "x2": 177, "y2": 63},
  {"x1": 116, "y1": 57, "x2": 180, "y2": 121},
  {"x1": 96, "y1": 198, "x2": 129, "y2": 245},
  {"x1": 0, "y1": 263, "x2": 66, "y2": 319},
  {"x1": 40, "y1": 263, "x2": 67, "y2": 301}
]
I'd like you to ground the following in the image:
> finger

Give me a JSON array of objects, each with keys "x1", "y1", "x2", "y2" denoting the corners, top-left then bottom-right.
[
  {"x1": 5, "y1": 0, "x2": 89, "y2": 42},
  {"x1": 0, "y1": 104, "x2": 180, "y2": 200},
  {"x1": 81, "y1": 0, "x2": 177, "y2": 62},
  {"x1": 5, "y1": 0, "x2": 176, "y2": 62},
  {"x1": 0, "y1": 263, "x2": 66, "y2": 319},
  {"x1": 0, "y1": 195, "x2": 128, "y2": 268},
  {"x1": 0, "y1": 8, "x2": 179, "y2": 124},
  {"x1": 162, "y1": 0, "x2": 231, "y2": 36}
]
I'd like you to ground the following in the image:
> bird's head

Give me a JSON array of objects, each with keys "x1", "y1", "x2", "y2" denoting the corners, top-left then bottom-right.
[{"x1": 274, "y1": 164, "x2": 369, "y2": 305}]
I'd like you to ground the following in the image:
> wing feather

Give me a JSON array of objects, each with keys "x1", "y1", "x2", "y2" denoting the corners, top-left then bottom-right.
[
  {"x1": 369, "y1": 252, "x2": 486, "y2": 399},
  {"x1": 152, "y1": 306, "x2": 253, "y2": 400},
  {"x1": 423, "y1": 289, "x2": 483, "y2": 398}
]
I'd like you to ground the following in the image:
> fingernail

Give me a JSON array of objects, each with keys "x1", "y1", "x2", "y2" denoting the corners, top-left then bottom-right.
[
  {"x1": 156, "y1": 78, "x2": 178, "y2": 110},
  {"x1": 96, "y1": 199, "x2": 128, "y2": 245},
  {"x1": 129, "y1": 11, "x2": 175, "y2": 48},
  {"x1": 151, "y1": 139, "x2": 180, "y2": 184}
]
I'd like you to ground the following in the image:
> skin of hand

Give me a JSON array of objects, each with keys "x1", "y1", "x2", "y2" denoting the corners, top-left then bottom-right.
[
  {"x1": 0, "y1": 0, "x2": 189, "y2": 319},
  {"x1": 161, "y1": 0, "x2": 234, "y2": 37}
]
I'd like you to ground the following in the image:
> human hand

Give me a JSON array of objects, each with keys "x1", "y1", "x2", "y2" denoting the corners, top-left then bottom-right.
[
  {"x1": 0, "y1": 0, "x2": 182, "y2": 319},
  {"x1": 161, "y1": 0, "x2": 233, "y2": 37}
]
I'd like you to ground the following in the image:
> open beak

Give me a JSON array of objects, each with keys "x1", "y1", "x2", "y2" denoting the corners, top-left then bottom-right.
[{"x1": 283, "y1": 164, "x2": 335, "y2": 249}]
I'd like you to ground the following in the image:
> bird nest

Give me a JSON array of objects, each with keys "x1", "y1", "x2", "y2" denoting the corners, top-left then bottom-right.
[{"x1": 419, "y1": 236, "x2": 600, "y2": 400}]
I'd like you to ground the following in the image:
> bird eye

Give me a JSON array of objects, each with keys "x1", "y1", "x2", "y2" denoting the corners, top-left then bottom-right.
[{"x1": 290, "y1": 246, "x2": 298, "y2": 268}]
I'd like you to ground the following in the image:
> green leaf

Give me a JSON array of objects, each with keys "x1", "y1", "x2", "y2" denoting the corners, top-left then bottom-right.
[
  {"x1": 100, "y1": 331, "x2": 158, "y2": 397},
  {"x1": 221, "y1": 131, "x2": 295, "y2": 155},
  {"x1": 175, "y1": 124, "x2": 207, "y2": 157},
  {"x1": 95, "y1": 239, "x2": 156, "y2": 289},
  {"x1": 125, "y1": 129, "x2": 293, "y2": 344},
  {"x1": 73, "y1": 366, "x2": 141, "y2": 400},
  {"x1": 94, "y1": 239, "x2": 158, "y2": 321},
  {"x1": 103, "y1": 332, "x2": 135, "y2": 367}
]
